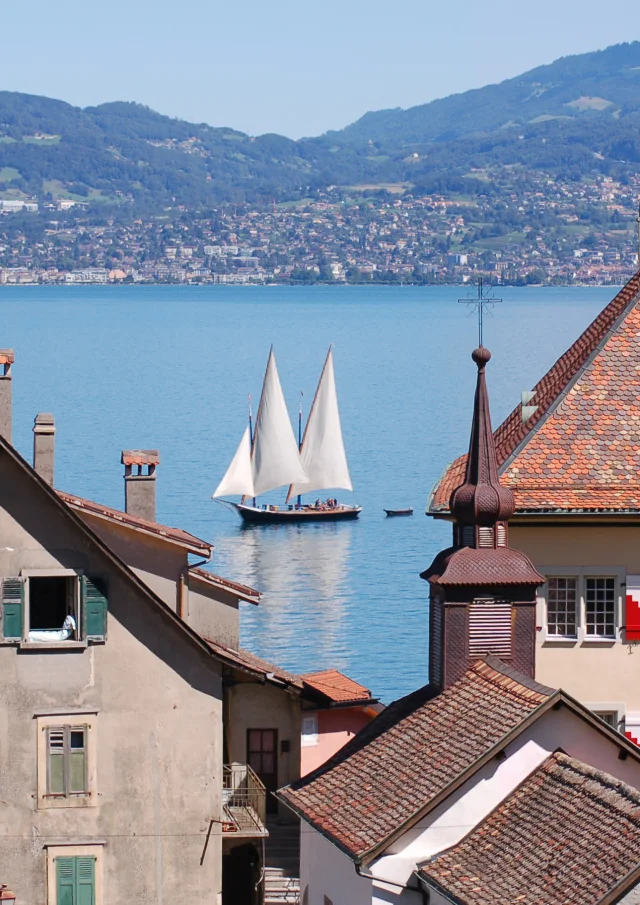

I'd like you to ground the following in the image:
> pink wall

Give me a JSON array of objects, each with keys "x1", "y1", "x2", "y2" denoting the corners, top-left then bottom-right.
[{"x1": 301, "y1": 707, "x2": 375, "y2": 776}]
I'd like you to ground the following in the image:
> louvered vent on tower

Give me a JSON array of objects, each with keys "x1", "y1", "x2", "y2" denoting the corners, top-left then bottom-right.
[
  {"x1": 478, "y1": 526, "x2": 494, "y2": 548},
  {"x1": 461, "y1": 526, "x2": 475, "y2": 547},
  {"x1": 430, "y1": 598, "x2": 443, "y2": 686},
  {"x1": 496, "y1": 524, "x2": 507, "y2": 547},
  {"x1": 469, "y1": 599, "x2": 512, "y2": 658}
]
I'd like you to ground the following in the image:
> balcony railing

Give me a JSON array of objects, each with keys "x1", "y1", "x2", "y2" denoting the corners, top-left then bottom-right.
[{"x1": 222, "y1": 762, "x2": 268, "y2": 836}]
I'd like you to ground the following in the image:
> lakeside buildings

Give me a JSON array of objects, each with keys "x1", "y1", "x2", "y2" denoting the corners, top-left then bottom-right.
[{"x1": 0, "y1": 169, "x2": 639, "y2": 286}]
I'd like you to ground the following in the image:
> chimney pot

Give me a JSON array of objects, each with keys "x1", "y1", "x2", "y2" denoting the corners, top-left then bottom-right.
[
  {"x1": 122, "y1": 449, "x2": 159, "y2": 522},
  {"x1": 33, "y1": 413, "x2": 55, "y2": 486},
  {"x1": 0, "y1": 349, "x2": 15, "y2": 443}
]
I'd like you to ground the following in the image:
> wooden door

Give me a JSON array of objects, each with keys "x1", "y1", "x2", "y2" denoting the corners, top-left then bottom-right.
[{"x1": 247, "y1": 728, "x2": 278, "y2": 813}]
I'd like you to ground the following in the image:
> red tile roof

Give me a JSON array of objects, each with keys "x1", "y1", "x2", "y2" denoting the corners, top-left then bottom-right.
[
  {"x1": 204, "y1": 637, "x2": 303, "y2": 689},
  {"x1": 58, "y1": 490, "x2": 211, "y2": 555},
  {"x1": 279, "y1": 658, "x2": 554, "y2": 861},
  {"x1": 301, "y1": 669, "x2": 374, "y2": 703},
  {"x1": 419, "y1": 751, "x2": 640, "y2": 905},
  {"x1": 430, "y1": 271, "x2": 640, "y2": 514},
  {"x1": 189, "y1": 566, "x2": 260, "y2": 604}
]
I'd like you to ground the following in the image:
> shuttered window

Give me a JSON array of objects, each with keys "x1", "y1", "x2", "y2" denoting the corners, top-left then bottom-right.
[
  {"x1": 56, "y1": 856, "x2": 95, "y2": 905},
  {"x1": 47, "y1": 726, "x2": 87, "y2": 797},
  {"x1": 82, "y1": 577, "x2": 108, "y2": 640},
  {"x1": 2, "y1": 577, "x2": 24, "y2": 640},
  {"x1": 469, "y1": 598, "x2": 512, "y2": 658}
]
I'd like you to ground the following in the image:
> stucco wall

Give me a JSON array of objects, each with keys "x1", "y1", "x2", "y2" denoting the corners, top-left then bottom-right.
[
  {"x1": 301, "y1": 708, "x2": 374, "y2": 776},
  {"x1": 510, "y1": 524, "x2": 640, "y2": 712},
  {"x1": 0, "y1": 455, "x2": 224, "y2": 904},
  {"x1": 300, "y1": 821, "x2": 372, "y2": 905},
  {"x1": 228, "y1": 682, "x2": 301, "y2": 819},
  {"x1": 187, "y1": 582, "x2": 240, "y2": 649}
]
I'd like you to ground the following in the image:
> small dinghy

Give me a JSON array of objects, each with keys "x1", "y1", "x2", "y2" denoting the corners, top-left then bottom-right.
[{"x1": 384, "y1": 508, "x2": 413, "y2": 517}]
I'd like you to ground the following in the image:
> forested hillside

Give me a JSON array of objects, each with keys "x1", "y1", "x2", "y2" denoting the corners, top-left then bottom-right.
[{"x1": 2, "y1": 42, "x2": 640, "y2": 210}]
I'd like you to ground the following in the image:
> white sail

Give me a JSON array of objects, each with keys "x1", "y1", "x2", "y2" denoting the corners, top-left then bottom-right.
[
  {"x1": 252, "y1": 348, "x2": 308, "y2": 497},
  {"x1": 212, "y1": 427, "x2": 255, "y2": 498},
  {"x1": 287, "y1": 348, "x2": 353, "y2": 500}
]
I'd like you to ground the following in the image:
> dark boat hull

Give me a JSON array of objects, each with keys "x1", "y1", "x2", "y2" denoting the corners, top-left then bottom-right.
[
  {"x1": 235, "y1": 503, "x2": 362, "y2": 524},
  {"x1": 384, "y1": 508, "x2": 414, "y2": 517}
]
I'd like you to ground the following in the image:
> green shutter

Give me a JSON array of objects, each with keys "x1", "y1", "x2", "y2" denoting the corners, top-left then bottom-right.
[
  {"x1": 76, "y1": 857, "x2": 95, "y2": 905},
  {"x1": 82, "y1": 577, "x2": 107, "y2": 641},
  {"x1": 56, "y1": 856, "x2": 76, "y2": 905},
  {"x1": 2, "y1": 577, "x2": 23, "y2": 640}
]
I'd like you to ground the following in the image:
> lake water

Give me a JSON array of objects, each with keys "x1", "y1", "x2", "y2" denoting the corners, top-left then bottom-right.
[{"x1": 0, "y1": 284, "x2": 617, "y2": 701}]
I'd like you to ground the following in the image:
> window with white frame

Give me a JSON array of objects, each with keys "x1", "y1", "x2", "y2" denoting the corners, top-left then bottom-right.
[
  {"x1": 301, "y1": 713, "x2": 319, "y2": 747},
  {"x1": 543, "y1": 573, "x2": 619, "y2": 641},
  {"x1": 585, "y1": 577, "x2": 616, "y2": 638},
  {"x1": 1, "y1": 573, "x2": 107, "y2": 644},
  {"x1": 593, "y1": 710, "x2": 619, "y2": 730},
  {"x1": 547, "y1": 577, "x2": 578, "y2": 637}
]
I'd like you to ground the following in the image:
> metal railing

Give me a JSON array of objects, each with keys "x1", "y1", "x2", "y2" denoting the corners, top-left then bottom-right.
[{"x1": 222, "y1": 762, "x2": 267, "y2": 834}]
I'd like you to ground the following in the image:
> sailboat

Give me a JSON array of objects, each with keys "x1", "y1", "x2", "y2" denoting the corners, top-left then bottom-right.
[{"x1": 213, "y1": 347, "x2": 361, "y2": 524}]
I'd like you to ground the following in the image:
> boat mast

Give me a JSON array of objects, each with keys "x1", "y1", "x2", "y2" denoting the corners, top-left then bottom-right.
[
  {"x1": 242, "y1": 347, "x2": 273, "y2": 507},
  {"x1": 248, "y1": 393, "x2": 256, "y2": 507},
  {"x1": 297, "y1": 391, "x2": 303, "y2": 507},
  {"x1": 286, "y1": 346, "x2": 332, "y2": 504}
]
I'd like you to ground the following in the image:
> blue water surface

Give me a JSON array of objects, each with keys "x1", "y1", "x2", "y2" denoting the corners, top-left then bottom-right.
[{"x1": 0, "y1": 284, "x2": 616, "y2": 700}]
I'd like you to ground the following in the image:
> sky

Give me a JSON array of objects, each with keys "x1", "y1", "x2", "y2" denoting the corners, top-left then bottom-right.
[{"x1": 2, "y1": 0, "x2": 639, "y2": 139}]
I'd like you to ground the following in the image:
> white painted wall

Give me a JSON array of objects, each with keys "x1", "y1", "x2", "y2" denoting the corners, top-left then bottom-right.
[{"x1": 300, "y1": 702, "x2": 640, "y2": 904}]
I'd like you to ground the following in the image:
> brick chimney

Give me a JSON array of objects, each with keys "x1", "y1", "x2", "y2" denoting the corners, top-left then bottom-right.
[
  {"x1": 0, "y1": 350, "x2": 15, "y2": 443},
  {"x1": 122, "y1": 450, "x2": 159, "y2": 522},
  {"x1": 33, "y1": 413, "x2": 56, "y2": 486}
]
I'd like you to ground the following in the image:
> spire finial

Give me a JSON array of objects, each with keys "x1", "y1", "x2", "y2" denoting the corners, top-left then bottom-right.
[
  {"x1": 459, "y1": 278, "x2": 502, "y2": 348},
  {"x1": 449, "y1": 346, "x2": 515, "y2": 527}
]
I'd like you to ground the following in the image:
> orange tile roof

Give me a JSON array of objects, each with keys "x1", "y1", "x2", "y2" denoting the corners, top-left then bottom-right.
[
  {"x1": 419, "y1": 752, "x2": 640, "y2": 905},
  {"x1": 280, "y1": 658, "x2": 554, "y2": 860},
  {"x1": 430, "y1": 271, "x2": 640, "y2": 514},
  {"x1": 301, "y1": 669, "x2": 374, "y2": 703},
  {"x1": 58, "y1": 490, "x2": 212, "y2": 554}
]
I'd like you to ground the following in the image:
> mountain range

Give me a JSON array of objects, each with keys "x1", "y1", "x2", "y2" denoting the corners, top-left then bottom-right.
[{"x1": 1, "y1": 41, "x2": 640, "y2": 210}]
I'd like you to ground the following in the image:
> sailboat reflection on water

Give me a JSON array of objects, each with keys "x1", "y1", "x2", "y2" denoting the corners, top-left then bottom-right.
[{"x1": 213, "y1": 347, "x2": 361, "y2": 523}]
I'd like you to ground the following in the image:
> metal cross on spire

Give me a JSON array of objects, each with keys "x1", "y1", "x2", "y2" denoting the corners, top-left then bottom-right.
[{"x1": 458, "y1": 277, "x2": 502, "y2": 347}]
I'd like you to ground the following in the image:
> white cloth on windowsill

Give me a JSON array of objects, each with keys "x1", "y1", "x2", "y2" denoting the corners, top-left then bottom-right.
[{"x1": 28, "y1": 614, "x2": 76, "y2": 643}]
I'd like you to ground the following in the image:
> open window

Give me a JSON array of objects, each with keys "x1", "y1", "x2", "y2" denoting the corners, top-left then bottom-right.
[{"x1": 1, "y1": 573, "x2": 108, "y2": 644}]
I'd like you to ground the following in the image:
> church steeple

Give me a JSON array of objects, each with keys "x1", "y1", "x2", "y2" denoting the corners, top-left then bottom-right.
[
  {"x1": 450, "y1": 347, "x2": 514, "y2": 548},
  {"x1": 422, "y1": 347, "x2": 543, "y2": 691}
]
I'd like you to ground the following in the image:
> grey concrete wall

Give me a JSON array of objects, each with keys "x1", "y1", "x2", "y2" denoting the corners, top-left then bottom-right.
[
  {"x1": 0, "y1": 451, "x2": 224, "y2": 904},
  {"x1": 188, "y1": 582, "x2": 240, "y2": 648},
  {"x1": 228, "y1": 682, "x2": 301, "y2": 820}
]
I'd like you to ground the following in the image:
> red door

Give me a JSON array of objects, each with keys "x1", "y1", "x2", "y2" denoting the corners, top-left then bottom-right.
[{"x1": 247, "y1": 728, "x2": 278, "y2": 813}]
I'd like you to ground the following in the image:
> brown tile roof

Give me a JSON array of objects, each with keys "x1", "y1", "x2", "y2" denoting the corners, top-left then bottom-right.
[
  {"x1": 301, "y1": 669, "x2": 374, "y2": 703},
  {"x1": 279, "y1": 658, "x2": 554, "y2": 861},
  {"x1": 189, "y1": 566, "x2": 260, "y2": 604},
  {"x1": 430, "y1": 271, "x2": 640, "y2": 514},
  {"x1": 423, "y1": 546, "x2": 544, "y2": 586},
  {"x1": 419, "y1": 751, "x2": 640, "y2": 905},
  {"x1": 204, "y1": 637, "x2": 303, "y2": 689},
  {"x1": 58, "y1": 490, "x2": 211, "y2": 555}
]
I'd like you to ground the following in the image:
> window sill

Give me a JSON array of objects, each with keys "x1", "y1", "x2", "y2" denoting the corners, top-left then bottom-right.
[
  {"x1": 20, "y1": 640, "x2": 88, "y2": 651},
  {"x1": 541, "y1": 636, "x2": 578, "y2": 645},
  {"x1": 581, "y1": 636, "x2": 617, "y2": 645},
  {"x1": 38, "y1": 794, "x2": 94, "y2": 810}
]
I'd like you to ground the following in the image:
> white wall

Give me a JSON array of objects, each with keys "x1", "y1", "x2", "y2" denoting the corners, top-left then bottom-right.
[{"x1": 301, "y1": 820, "x2": 372, "y2": 905}]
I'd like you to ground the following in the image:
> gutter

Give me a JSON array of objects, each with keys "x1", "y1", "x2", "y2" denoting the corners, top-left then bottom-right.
[{"x1": 355, "y1": 863, "x2": 421, "y2": 894}]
